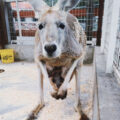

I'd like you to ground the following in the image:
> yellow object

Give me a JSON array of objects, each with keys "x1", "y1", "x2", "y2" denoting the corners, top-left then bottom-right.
[
  {"x1": 0, "y1": 50, "x2": 2, "y2": 55},
  {"x1": 0, "y1": 49, "x2": 14, "y2": 63}
]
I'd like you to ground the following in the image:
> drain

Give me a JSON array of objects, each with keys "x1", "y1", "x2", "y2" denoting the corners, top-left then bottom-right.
[{"x1": 0, "y1": 69, "x2": 5, "y2": 73}]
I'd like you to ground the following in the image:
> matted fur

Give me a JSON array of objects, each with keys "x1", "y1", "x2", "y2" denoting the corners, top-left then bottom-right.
[
  {"x1": 26, "y1": 0, "x2": 89, "y2": 120},
  {"x1": 34, "y1": 12, "x2": 86, "y2": 66}
]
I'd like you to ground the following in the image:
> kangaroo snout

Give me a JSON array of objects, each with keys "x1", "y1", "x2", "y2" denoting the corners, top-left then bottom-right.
[{"x1": 44, "y1": 44, "x2": 57, "y2": 56}]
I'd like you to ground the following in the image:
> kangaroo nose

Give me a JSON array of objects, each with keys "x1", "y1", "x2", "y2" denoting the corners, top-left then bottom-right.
[{"x1": 44, "y1": 44, "x2": 57, "y2": 56}]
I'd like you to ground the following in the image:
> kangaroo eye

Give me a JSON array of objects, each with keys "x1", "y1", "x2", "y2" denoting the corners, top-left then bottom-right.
[
  {"x1": 39, "y1": 24, "x2": 44, "y2": 30},
  {"x1": 58, "y1": 23, "x2": 65, "y2": 29}
]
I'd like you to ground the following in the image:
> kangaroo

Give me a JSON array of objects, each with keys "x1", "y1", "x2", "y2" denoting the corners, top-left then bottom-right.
[{"x1": 26, "y1": 0, "x2": 89, "y2": 120}]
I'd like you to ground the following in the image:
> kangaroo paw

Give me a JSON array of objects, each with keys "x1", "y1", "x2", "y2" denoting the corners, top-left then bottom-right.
[
  {"x1": 80, "y1": 112, "x2": 89, "y2": 120},
  {"x1": 26, "y1": 104, "x2": 45, "y2": 120}
]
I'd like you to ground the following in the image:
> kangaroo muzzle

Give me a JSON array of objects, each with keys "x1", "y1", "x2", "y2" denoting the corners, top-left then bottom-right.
[{"x1": 44, "y1": 44, "x2": 57, "y2": 56}]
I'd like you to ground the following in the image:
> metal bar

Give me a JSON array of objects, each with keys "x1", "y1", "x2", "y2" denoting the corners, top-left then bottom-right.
[
  {"x1": 96, "y1": 0, "x2": 104, "y2": 46},
  {"x1": 113, "y1": 65, "x2": 120, "y2": 84},
  {"x1": 0, "y1": 0, "x2": 8, "y2": 48},
  {"x1": 16, "y1": 0, "x2": 22, "y2": 40},
  {"x1": 5, "y1": 0, "x2": 24, "y2": 2},
  {"x1": 52, "y1": 0, "x2": 54, "y2": 7}
]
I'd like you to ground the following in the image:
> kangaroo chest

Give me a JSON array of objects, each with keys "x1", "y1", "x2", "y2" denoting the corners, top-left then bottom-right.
[{"x1": 44, "y1": 57, "x2": 74, "y2": 90}]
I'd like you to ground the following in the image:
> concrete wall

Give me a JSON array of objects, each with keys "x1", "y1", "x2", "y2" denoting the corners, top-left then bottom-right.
[
  {"x1": 5, "y1": 44, "x2": 34, "y2": 61},
  {"x1": 5, "y1": 44, "x2": 94, "y2": 64}
]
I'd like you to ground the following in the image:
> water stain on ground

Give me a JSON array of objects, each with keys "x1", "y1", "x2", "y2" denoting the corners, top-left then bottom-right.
[{"x1": 0, "y1": 69, "x2": 5, "y2": 73}]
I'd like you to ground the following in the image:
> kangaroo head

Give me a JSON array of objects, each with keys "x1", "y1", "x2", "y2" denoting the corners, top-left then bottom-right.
[{"x1": 28, "y1": 0, "x2": 81, "y2": 58}]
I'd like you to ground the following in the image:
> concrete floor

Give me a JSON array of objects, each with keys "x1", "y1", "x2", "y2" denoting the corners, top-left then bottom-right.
[
  {"x1": 95, "y1": 47, "x2": 120, "y2": 120},
  {"x1": 0, "y1": 62, "x2": 95, "y2": 120}
]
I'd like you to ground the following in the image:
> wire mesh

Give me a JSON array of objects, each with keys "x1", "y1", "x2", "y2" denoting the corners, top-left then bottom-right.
[{"x1": 5, "y1": 0, "x2": 99, "y2": 45}]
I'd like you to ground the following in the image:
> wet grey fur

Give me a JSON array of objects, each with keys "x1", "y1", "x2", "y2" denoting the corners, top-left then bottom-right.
[{"x1": 35, "y1": 13, "x2": 86, "y2": 62}]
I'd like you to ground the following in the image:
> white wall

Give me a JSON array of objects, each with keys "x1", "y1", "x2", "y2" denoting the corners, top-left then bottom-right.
[{"x1": 101, "y1": 0, "x2": 120, "y2": 73}]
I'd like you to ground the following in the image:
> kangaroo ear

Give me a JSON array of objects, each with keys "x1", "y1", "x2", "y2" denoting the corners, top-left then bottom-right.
[
  {"x1": 27, "y1": 0, "x2": 49, "y2": 12},
  {"x1": 54, "y1": 0, "x2": 81, "y2": 11}
]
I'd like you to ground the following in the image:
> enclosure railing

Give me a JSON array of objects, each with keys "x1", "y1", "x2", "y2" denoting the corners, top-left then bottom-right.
[{"x1": 113, "y1": 9, "x2": 120, "y2": 82}]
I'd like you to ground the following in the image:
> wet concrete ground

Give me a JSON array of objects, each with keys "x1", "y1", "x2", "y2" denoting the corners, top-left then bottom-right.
[
  {"x1": 95, "y1": 47, "x2": 120, "y2": 120},
  {"x1": 0, "y1": 62, "x2": 94, "y2": 120}
]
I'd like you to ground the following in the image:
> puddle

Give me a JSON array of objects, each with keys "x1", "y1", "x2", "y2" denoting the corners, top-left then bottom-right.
[{"x1": 0, "y1": 69, "x2": 5, "y2": 73}]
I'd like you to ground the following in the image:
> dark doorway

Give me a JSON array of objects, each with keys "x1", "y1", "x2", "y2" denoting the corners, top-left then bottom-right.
[
  {"x1": 0, "y1": 0, "x2": 8, "y2": 48},
  {"x1": 97, "y1": 0, "x2": 104, "y2": 46}
]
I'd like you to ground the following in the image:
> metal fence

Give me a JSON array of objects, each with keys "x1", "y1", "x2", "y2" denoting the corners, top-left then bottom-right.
[
  {"x1": 113, "y1": 10, "x2": 120, "y2": 74},
  {"x1": 5, "y1": 0, "x2": 99, "y2": 45}
]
